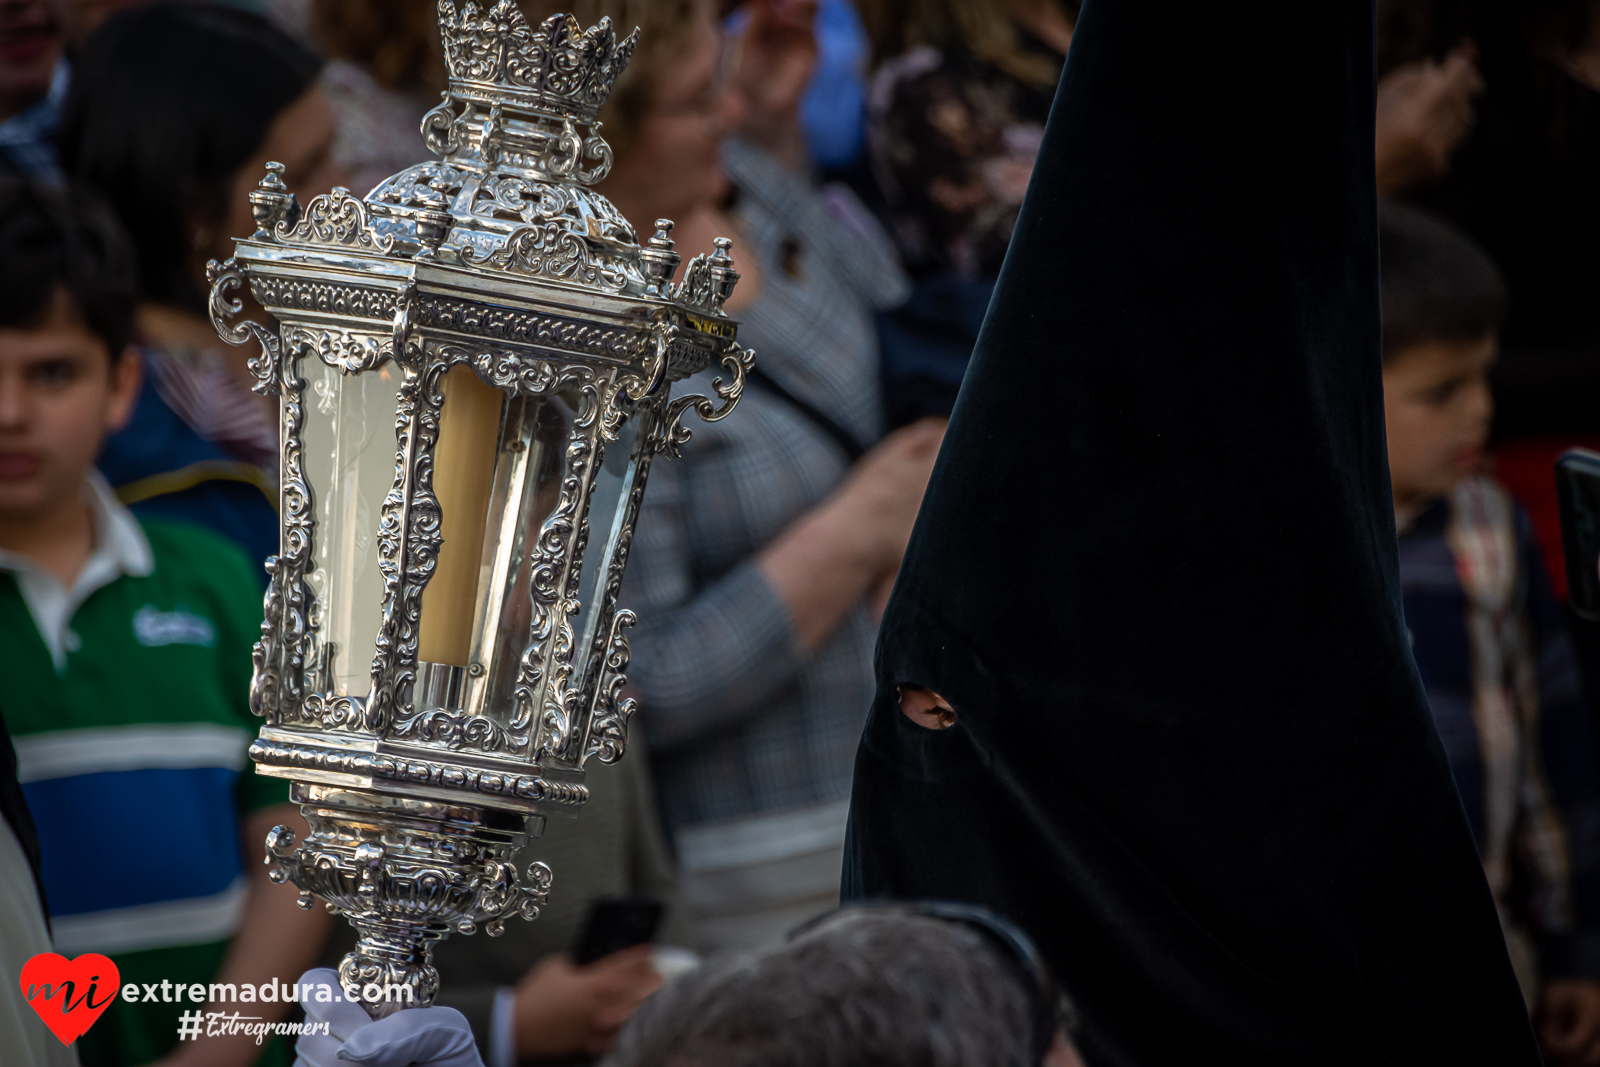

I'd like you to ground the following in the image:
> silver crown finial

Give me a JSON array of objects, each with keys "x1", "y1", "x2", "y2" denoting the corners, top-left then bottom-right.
[{"x1": 438, "y1": 1, "x2": 640, "y2": 121}]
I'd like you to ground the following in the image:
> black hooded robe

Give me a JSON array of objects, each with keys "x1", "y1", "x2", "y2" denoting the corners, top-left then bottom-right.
[{"x1": 842, "y1": 0, "x2": 1540, "y2": 1063}]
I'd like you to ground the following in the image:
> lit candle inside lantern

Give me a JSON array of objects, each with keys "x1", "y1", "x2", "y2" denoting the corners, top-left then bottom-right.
[{"x1": 418, "y1": 366, "x2": 503, "y2": 666}]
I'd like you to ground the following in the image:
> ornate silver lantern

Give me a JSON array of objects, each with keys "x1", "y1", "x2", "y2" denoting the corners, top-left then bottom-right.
[{"x1": 206, "y1": 2, "x2": 750, "y2": 1015}]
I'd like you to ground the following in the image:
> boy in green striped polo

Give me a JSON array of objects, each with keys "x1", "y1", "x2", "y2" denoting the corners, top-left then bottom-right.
[{"x1": 0, "y1": 181, "x2": 328, "y2": 1066}]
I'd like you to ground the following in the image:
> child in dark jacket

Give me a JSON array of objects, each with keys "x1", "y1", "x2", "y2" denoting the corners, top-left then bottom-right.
[{"x1": 1381, "y1": 201, "x2": 1600, "y2": 1062}]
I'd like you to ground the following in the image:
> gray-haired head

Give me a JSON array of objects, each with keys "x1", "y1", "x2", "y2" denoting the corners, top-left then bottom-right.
[{"x1": 601, "y1": 906, "x2": 1077, "y2": 1067}]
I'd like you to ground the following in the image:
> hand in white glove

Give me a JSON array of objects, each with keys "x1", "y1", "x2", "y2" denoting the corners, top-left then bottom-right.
[{"x1": 294, "y1": 968, "x2": 483, "y2": 1067}]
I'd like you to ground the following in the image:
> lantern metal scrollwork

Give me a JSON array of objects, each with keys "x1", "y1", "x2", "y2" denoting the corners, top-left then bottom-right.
[{"x1": 206, "y1": 2, "x2": 751, "y2": 1015}]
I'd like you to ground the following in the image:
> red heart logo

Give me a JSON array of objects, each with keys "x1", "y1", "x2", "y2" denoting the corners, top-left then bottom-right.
[{"x1": 19, "y1": 953, "x2": 120, "y2": 1045}]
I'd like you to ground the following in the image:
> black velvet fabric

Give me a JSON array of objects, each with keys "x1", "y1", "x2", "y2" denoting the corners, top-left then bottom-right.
[{"x1": 841, "y1": 1, "x2": 1539, "y2": 1063}]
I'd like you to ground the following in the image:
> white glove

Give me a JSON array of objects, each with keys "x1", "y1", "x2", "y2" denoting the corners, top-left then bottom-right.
[{"x1": 294, "y1": 968, "x2": 484, "y2": 1067}]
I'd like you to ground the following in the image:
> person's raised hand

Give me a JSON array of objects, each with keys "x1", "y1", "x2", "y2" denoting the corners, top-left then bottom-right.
[
  {"x1": 512, "y1": 946, "x2": 663, "y2": 1059},
  {"x1": 729, "y1": 0, "x2": 819, "y2": 168},
  {"x1": 830, "y1": 417, "x2": 946, "y2": 580},
  {"x1": 1374, "y1": 42, "x2": 1484, "y2": 196},
  {"x1": 756, "y1": 417, "x2": 946, "y2": 651},
  {"x1": 1539, "y1": 978, "x2": 1600, "y2": 1065}
]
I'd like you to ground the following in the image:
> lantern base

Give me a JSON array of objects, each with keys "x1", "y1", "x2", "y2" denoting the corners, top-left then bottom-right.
[{"x1": 265, "y1": 782, "x2": 552, "y2": 1018}]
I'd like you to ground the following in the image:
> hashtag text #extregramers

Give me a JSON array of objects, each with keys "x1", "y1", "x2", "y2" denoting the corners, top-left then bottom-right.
[{"x1": 176, "y1": 1009, "x2": 333, "y2": 1045}]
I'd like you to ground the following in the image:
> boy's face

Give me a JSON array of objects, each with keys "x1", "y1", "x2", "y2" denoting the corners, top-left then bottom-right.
[
  {"x1": 0, "y1": 0, "x2": 61, "y2": 115},
  {"x1": 1381, "y1": 334, "x2": 1495, "y2": 516},
  {"x1": 0, "y1": 291, "x2": 140, "y2": 524}
]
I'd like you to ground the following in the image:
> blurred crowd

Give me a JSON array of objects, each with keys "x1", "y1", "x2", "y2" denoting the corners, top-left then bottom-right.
[{"x1": 0, "y1": 0, "x2": 1597, "y2": 1065}]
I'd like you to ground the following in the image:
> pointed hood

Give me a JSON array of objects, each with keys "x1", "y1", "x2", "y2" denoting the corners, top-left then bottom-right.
[{"x1": 843, "y1": 0, "x2": 1538, "y2": 1062}]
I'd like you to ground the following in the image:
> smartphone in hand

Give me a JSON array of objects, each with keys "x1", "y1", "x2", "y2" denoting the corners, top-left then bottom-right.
[
  {"x1": 1557, "y1": 448, "x2": 1600, "y2": 622},
  {"x1": 572, "y1": 898, "x2": 664, "y2": 966}
]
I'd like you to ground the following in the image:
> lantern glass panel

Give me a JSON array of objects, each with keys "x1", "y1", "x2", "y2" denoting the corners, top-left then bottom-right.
[
  {"x1": 468, "y1": 390, "x2": 579, "y2": 713},
  {"x1": 302, "y1": 359, "x2": 403, "y2": 697},
  {"x1": 572, "y1": 414, "x2": 643, "y2": 657}
]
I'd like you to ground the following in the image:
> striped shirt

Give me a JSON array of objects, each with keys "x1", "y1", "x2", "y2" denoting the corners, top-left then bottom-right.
[
  {"x1": 1399, "y1": 475, "x2": 1600, "y2": 982},
  {"x1": 1, "y1": 476, "x2": 285, "y2": 1065}
]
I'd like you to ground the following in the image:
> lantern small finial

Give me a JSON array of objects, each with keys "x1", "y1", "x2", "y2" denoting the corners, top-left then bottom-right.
[
  {"x1": 247, "y1": 161, "x2": 298, "y2": 239},
  {"x1": 411, "y1": 179, "x2": 454, "y2": 259},
  {"x1": 639, "y1": 219, "x2": 682, "y2": 296},
  {"x1": 709, "y1": 238, "x2": 740, "y2": 310}
]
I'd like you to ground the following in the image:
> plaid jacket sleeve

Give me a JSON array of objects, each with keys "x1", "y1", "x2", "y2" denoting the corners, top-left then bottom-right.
[
  {"x1": 620, "y1": 457, "x2": 807, "y2": 753},
  {"x1": 1520, "y1": 508, "x2": 1600, "y2": 978}
]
